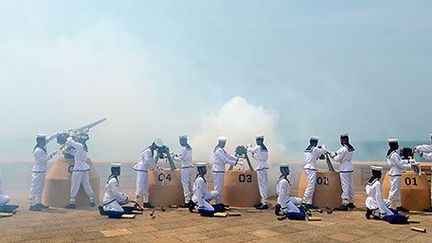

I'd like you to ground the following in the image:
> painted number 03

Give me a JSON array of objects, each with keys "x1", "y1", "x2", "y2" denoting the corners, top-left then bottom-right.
[
  {"x1": 405, "y1": 177, "x2": 418, "y2": 186},
  {"x1": 316, "y1": 176, "x2": 329, "y2": 185},
  {"x1": 238, "y1": 174, "x2": 252, "y2": 183},
  {"x1": 158, "y1": 173, "x2": 172, "y2": 182}
]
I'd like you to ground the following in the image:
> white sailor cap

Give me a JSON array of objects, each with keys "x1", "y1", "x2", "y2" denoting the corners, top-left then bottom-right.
[
  {"x1": 310, "y1": 136, "x2": 319, "y2": 141},
  {"x1": 256, "y1": 135, "x2": 265, "y2": 139},
  {"x1": 179, "y1": 135, "x2": 188, "y2": 139},
  {"x1": 196, "y1": 163, "x2": 207, "y2": 168},
  {"x1": 36, "y1": 134, "x2": 47, "y2": 139},
  {"x1": 218, "y1": 136, "x2": 227, "y2": 142},
  {"x1": 111, "y1": 163, "x2": 121, "y2": 168},
  {"x1": 371, "y1": 166, "x2": 383, "y2": 171},
  {"x1": 279, "y1": 163, "x2": 290, "y2": 169},
  {"x1": 387, "y1": 138, "x2": 398, "y2": 143},
  {"x1": 153, "y1": 138, "x2": 164, "y2": 147}
]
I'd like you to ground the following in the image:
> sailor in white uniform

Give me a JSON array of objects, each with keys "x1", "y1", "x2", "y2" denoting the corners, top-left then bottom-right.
[
  {"x1": 190, "y1": 163, "x2": 224, "y2": 216},
  {"x1": 29, "y1": 133, "x2": 58, "y2": 211},
  {"x1": 0, "y1": 168, "x2": 19, "y2": 213},
  {"x1": 365, "y1": 166, "x2": 394, "y2": 219},
  {"x1": 134, "y1": 139, "x2": 163, "y2": 208},
  {"x1": 386, "y1": 139, "x2": 412, "y2": 212},
  {"x1": 172, "y1": 135, "x2": 193, "y2": 207},
  {"x1": 414, "y1": 134, "x2": 432, "y2": 212},
  {"x1": 247, "y1": 135, "x2": 269, "y2": 210},
  {"x1": 302, "y1": 136, "x2": 328, "y2": 209},
  {"x1": 331, "y1": 133, "x2": 355, "y2": 210},
  {"x1": 65, "y1": 134, "x2": 95, "y2": 209},
  {"x1": 212, "y1": 136, "x2": 241, "y2": 204},
  {"x1": 275, "y1": 164, "x2": 305, "y2": 220}
]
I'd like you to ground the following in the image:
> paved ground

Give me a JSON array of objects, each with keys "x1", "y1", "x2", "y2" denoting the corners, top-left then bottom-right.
[{"x1": 1, "y1": 196, "x2": 431, "y2": 243}]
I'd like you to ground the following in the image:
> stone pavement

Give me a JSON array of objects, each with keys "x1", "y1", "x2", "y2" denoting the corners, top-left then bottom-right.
[{"x1": 1, "y1": 197, "x2": 431, "y2": 243}]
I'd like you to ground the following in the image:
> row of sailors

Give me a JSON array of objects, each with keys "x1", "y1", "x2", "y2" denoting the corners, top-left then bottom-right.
[{"x1": 1, "y1": 132, "x2": 431, "y2": 214}]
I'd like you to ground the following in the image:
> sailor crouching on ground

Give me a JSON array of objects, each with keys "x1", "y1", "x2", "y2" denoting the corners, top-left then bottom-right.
[
  {"x1": 0, "y1": 168, "x2": 19, "y2": 213},
  {"x1": 189, "y1": 163, "x2": 226, "y2": 217},
  {"x1": 275, "y1": 164, "x2": 306, "y2": 220},
  {"x1": 99, "y1": 163, "x2": 142, "y2": 218},
  {"x1": 172, "y1": 135, "x2": 193, "y2": 208},
  {"x1": 365, "y1": 166, "x2": 408, "y2": 224},
  {"x1": 414, "y1": 134, "x2": 432, "y2": 212},
  {"x1": 247, "y1": 135, "x2": 269, "y2": 210}
]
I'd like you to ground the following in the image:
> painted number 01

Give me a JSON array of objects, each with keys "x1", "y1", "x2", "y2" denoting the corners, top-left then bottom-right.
[
  {"x1": 316, "y1": 176, "x2": 329, "y2": 185},
  {"x1": 405, "y1": 177, "x2": 418, "y2": 186},
  {"x1": 238, "y1": 174, "x2": 252, "y2": 183}
]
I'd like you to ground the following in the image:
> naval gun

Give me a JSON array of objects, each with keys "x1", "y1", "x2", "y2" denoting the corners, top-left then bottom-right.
[
  {"x1": 155, "y1": 145, "x2": 176, "y2": 170},
  {"x1": 232, "y1": 145, "x2": 254, "y2": 171},
  {"x1": 400, "y1": 147, "x2": 421, "y2": 175},
  {"x1": 56, "y1": 118, "x2": 107, "y2": 159}
]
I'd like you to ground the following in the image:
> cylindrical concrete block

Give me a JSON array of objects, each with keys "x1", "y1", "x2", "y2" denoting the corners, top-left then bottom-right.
[
  {"x1": 42, "y1": 158, "x2": 100, "y2": 208},
  {"x1": 148, "y1": 169, "x2": 184, "y2": 207},
  {"x1": 223, "y1": 169, "x2": 260, "y2": 207},
  {"x1": 297, "y1": 170, "x2": 342, "y2": 208},
  {"x1": 383, "y1": 171, "x2": 431, "y2": 211}
]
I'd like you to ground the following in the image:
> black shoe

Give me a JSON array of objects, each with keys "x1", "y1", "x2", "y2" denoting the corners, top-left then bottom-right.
[
  {"x1": 65, "y1": 203, "x2": 76, "y2": 209},
  {"x1": 424, "y1": 207, "x2": 432, "y2": 212},
  {"x1": 256, "y1": 204, "x2": 269, "y2": 210},
  {"x1": 143, "y1": 202, "x2": 154, "y2": 209},
  {"x1": 347, "y1": 203, "x2": 356, "y2": 209},
  {"x1": 365, "y1": 209, "x2": 373, "y2": 219},
  {"x1": 335, "y1": 204, "x2": 349, "y2": 211},
  {"x1": 274, "y1": 204, "x2": 281, "y2": 216},
  {"x1": 188, "y1": 201, "x2": 196, "y2": 213},
  {"x1": 396, "y1": 206, "x2": 409, "y2": 212},
  {"x1": 29, "y1": 204, "x2": 43, "y2": 211},
  {"x1": 98, "y1": 206, "x2": 106, "y2": 215},
  {"x1": 254, "y1": 203, "x2": 263, "y2": 208},
  {"x1": 179, "y1": 202, "x2": 190, "y2": 208},
  {"x1": 36, "y1": 203, "x2": 49, "y2": 209}
]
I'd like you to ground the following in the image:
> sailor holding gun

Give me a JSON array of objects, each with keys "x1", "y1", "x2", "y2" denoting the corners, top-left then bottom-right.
[{"x1": 172, "y1": 135, "x2": 193, "y2": 207}]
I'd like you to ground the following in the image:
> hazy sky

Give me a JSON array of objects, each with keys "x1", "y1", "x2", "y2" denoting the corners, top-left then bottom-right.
[{"x1": 0, "y1": 0, "x2": 431, "y2": 161}]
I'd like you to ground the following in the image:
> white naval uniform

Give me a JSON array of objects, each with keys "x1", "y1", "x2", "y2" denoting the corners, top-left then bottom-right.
[
  {"x1": 248, "y1": 145, "x2": 269, "y2": 204},
  {"x1": 422, "y1": 153, "x2": 432, "y2": 160},
  {"x1": 415, "y1": 144, "x2": 432, "y2": 154},
  {"x1": 386, "y1": 151, "x2": 411, "y2": 207},
  {"x1": 302, "y1": 146, "x2": 327, "y2": 204},
  {"x1": 0, "y1": 169, "x2": 10, "y2": 206},
  {"x1": 212, "y1": 147, "x2": 238, "y2": 203},
  {"x1": 333, "y1": 146, "x2": 354, "y2": 205},
  {"x1": 29, "y1": 133, "x2": 57, "y2": 205},
  {"x1": 365, "y1": 178, "x2": 393, "y2": 217},
  {"x1": 29, "y1": 147, "x2": 52, "y2": 205},
  {"x1": 173, "y1": 146, "x2": 193, "y2": 203},
  {"x1": 66, "y1": 138, "x2": 94, "y2": 204},
  {"x1": 277, "y1": 176, "x2": 302, "y2": 214},
  {"x1": 134, "y1": 147, "x2": 158, "y2": 203},
  {"x1": 103, "y1": 177, "x2": 129, "y2": 212},
  {"x1": 192, "y1": 176, "x2": 218, "y2": 212}
]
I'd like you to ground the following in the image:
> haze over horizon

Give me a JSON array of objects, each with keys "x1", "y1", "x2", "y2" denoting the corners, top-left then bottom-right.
[{"x1": 0, "y1": 1, "x2": 431, "y2": 161}]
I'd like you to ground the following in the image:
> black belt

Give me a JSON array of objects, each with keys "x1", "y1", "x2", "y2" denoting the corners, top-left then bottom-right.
[
  {"x1": 133, "y1": 168, "x2": 148, "y2": 172},
  {"x1": 390, "y1": 174, "x2": 402, "y2": 177},
  {"x1": 213, "y1": 171, "x2": 225, "y2": 174},
  {"x1": 304, "y1": 168, "x2": 317, "y2": 171},
  {"x1": 340, "y1": 171, "x2": 354, "y2": 173},
  {"x1": 256, "y1": 167, "x2": 269, "y2": 171}
]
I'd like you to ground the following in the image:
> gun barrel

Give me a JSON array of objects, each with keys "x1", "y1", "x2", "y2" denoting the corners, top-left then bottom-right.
[{"x1": 74, "y1": 118, "x2": 107, "y2": 133}]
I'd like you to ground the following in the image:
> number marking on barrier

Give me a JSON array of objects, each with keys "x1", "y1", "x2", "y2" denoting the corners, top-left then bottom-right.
[{"x1": 238, "y1": 174, "x2": 253, "y2": 183}]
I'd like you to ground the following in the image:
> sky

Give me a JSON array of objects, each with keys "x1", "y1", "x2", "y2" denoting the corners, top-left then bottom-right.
[{"x1": 0, "y1": 0, "x2": 431, "y2": 161}]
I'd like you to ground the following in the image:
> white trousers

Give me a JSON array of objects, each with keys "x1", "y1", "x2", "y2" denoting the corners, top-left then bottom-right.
[
  {"x1": 181, "y1": 168, "x2": 193, "y2": 203},
  {"x1": 213, "y1": 172, "x2": 225, "y2": 203},
  {"x1": 388, "y1": 176, "x2": 401, "y2": 206},
  {"x1": 257, "y1": 168, "x2": 269, "y2": 204},
  {"x1": 199, "y1": 191, "x2": 219, "y2": 211},
  {"x1": 29, "y1": 172, "x2": 46, "y2": 205},
  {"x1": 283, "y1": 197, "x2": 303, "y2": 214},
  {"x1": 303, "y1": 169, "x2": 316, "y2": 204},
  {"x1": 135, "y1": 171, "x2": 149, "y2": 203},
  {"x1": 340, "y1": 172, "x2": 355, "y2": 204},
  {"x1": 70, "y1": 171, "x2": 94, "y2": 203},
  {"x1": 103, "y1": 200, "x2": 124, "y2": 213}
]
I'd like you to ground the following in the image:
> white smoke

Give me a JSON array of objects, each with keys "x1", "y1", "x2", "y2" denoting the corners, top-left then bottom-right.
[{"x1": 191, "y1": 96, "x2": 288, "y2": 164}]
